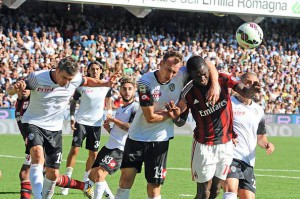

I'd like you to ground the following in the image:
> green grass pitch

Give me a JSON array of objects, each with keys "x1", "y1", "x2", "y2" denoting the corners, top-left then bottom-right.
[{"x1": 0, "y1": 135, "x2": 299, "y2": 198}]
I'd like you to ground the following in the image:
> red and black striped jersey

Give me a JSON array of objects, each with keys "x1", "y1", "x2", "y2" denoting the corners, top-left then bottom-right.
[
  {"x1": 181, "y1": 72, "x2": 239, "y2": 145},
  {"x1": 15, "y1": 97, "x2": 30, "y2": 128}
]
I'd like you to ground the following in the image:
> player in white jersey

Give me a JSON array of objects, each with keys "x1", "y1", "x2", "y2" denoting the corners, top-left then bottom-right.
[
  {"x1": 61, "y1": 61, "x2": 112, "y2": 195},
  {"x1": 8, "y1": 56, "x2": 120, "y2": 199},
  {"x1": 88, "y1": 77, "x2": 139, "y2": 199},
  {"x1": 115, "y1": 51, "x2": 220, "y2": 199},
  {"x1": 222, "y1": 72, "x2": 275, "y2": 199}
]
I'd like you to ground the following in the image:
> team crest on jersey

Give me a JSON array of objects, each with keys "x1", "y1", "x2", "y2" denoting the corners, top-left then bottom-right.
[
  {"x1": 169, "y1": 83, "x2": 175, "y2": 92},
  {"x1": 28, "y1": 133, "x2": 34, "y2": 140}
]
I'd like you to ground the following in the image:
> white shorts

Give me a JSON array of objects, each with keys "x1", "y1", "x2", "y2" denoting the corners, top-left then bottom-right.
[
  {"x1": 23, "y1": 154, "x2": 31, "y2": 166},
  {"x1": 191, "y1": 139, "x2": 233, "y2": 183}
]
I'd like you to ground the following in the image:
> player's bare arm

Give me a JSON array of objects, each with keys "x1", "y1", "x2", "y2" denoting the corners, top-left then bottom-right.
[
  {"x1": 233, "y1": 81, "x2": 261, "y2": 99},
  {"x1": 257, "y1": 134, "x2": 275, "y2": 155},
  {"x1": 69, "y1": 98, "x2": 77, "y2": 130},
  {"x1": 142, "y1": 105, "x2": 171, "y2": 123},
  {"x1": 205, "y1": 59, "x2": 220, "y2": 105},
  {"x1": 7, "y1": 80, "x2": 27, "y2": 95},
  {"x1": 82, "y1": 73, "x2": 121, "y2": 87},
  {"x1": 106, "y1": 114, "x2": 130, "y2": 132}
]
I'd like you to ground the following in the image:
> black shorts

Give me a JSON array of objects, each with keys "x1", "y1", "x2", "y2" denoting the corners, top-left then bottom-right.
[
  {"x1": 72, "y1": 123, "x2": 101, "y2": 151},
  {"x1": 23, "y1": 123, "x2": 62, "y2": 169},
  {"x1": 18, "y1": 121, "x2": 29, "y2": 155},
  {"x1": 92, "y1": 146, "x2": 123, "y2": 175},
  {"x1": 121, "y1": 138, "x2": 169, "y2": 185},
  {"x1": 227, "y1": 159, "x2": 256, "y2": 194}
]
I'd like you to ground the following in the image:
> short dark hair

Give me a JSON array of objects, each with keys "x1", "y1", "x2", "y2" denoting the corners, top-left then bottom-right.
[
  {"x1": 186, "y1": 56, "x2": 207, "y2": 72},
  {"x1": 87, "y1": 61, "x2": 104, "y2": 79},
  {"x1": 57, "y1": 57, "x2": 79, "y2": 76}
]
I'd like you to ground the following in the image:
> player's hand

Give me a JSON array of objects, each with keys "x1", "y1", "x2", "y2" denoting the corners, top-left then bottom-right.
[
  {"x1": 206, "y1": 84, "x2": 220, "y2": 106},
  {"x1": 103, "y1": 120, "x2": 110, "y2": 133},
  {"x1": 165, "y1": 101, "x2": 181, "y2": 119},
  {"x1": 106, "y1": 114, "x2": 114, "y2": 122},
  {"x1": 14, "y1": 80, "x2": 26, "y2": 93},
  {"x1": 265, "y1": 142, "x2": 275, "y2": 155},
  {"x1": 249, "y1": 81, "x2": 261, "y2": 94},
  {"x1": 107, "y1": 73, "x2": 122, "y2": 87},
  {"x1": 70, "y1": 119, "x2": 76, "y2": 130},
  {"x1": 232, "y1": 138, "x2": 238, "y2": 147}
]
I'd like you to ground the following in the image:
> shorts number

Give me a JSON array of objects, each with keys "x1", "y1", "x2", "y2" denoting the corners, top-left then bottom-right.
[
  {"x1": 102, "y1": 155, "x2": 113, "y2": 164},
  {"x1": 55, "y1": 152, "x2": 62, "y2": 164},
  {"x1": 252, "y1": 179, "x2": 256, "y2": 189},
  {"x1": 154, "y1": 166, "x2": 167, "y2": 179},
  {"x1": 94, "y1": 141, "x2": 100, "y2": 149}
]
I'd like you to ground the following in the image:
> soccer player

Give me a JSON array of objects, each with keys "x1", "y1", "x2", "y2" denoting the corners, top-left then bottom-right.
[
  {"x1": 8, "y1": 56, "x2": 119, "y2": 199},
  {"x1": 115, "y1": 51, "x2": 220, "y2": 199},
  {"x1": 222, "y1": 72, "x2": 275, "y2": 199},
  {"x1": 88, "y1": 77, "x2": 139, "y2": 199},
  {"x1": 15, "y1": 89, "x2": 31, "y2": 199},
  {"x1": 61, "y1": 61, "x2": 112, "y2": 195},
  {"x1": 166, "y1": 56, "x2": 261, "y2": 199}
]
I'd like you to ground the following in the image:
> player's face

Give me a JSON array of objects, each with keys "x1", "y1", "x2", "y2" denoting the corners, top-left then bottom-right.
[
  {"x1": 120, "y1": 83, "x2": 135, "y2": 102},
  {"x1": 242, "y1": 74, "x2": 259, "y2": 88},
  {"x1": 190, "y1": 67, "x2": 209, "y2": 87},
  {"x1": 89, "y1": 64, "x2": 102, "y2": 79},
  {"x1": 160, "y1": 57, "x2": 181, "y2": 83},
  {"x1": 55, "y1": 69, "x2": 76, "y2": 87}
]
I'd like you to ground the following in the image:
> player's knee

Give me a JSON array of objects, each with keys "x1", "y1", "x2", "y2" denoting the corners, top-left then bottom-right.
[
  {"x1": 119, "y1": 169, "x2": 136, "y2": 188},
  {"x1": 88, "y1": 151, "x2": 98, "y2": 160},
  {"x1": 70, "y1": 147, "x2": 80, "y2": 155},
  {"x1": 209, "y1": 189, "x2": 220, "y2": 199},
  {"x1": 147, "y1": 183, "x2": 161, "y2": 198}
]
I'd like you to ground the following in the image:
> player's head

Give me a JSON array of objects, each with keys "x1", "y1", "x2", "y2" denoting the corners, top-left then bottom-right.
[
  {"x1": 56, "y1": 57, "x2": 79, "y2": 87},
  {"x1": 187, "y1": 56, "x2": 209, "y2": 87},
  {"x1": 87, "y1": 61, "x2": 103, "y2": 79},
  {"x1": 119, "y1": 77, "x2": 136, "y2": 102},
  {"x1": 159, "y1": 50, "x2": 183, "y2": 83},
  {"x1": 241, "y1": 72, "x2": 259, "y2": 88}
]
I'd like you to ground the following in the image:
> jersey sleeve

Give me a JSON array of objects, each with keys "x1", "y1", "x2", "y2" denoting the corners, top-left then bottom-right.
[
  {"x1": 137, "y1": 80, "x2": 153, "y2": 107},
  {"x1": 128, "y1": 102, "x2": 139, "y2": 123},
  {"x1": 25, "y1": 72, "x2": 38, "y2": 90},
  {"x1": 72, "y1": 89, "x2": 81, "y2": 101},
  {"x1": 105, "y1": 88, "x2": 113, "y2": 98},
  {"x1": 218, "y1": 72, "x2": 240, "y2": 89},
  {"x1": 257, "y1": 114, "x2": 267, "y2": 135}
]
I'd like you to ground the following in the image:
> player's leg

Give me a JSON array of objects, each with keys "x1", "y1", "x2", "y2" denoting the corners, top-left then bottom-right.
[
  {"x1": 191, "y1": 139, "x2": 216, "y2": 199},
  {"x1": 62, "y1": 122, "x2": 85, "y2": 195},
  {"x1": 213, "y1": 142, "x2": 234, "y2": 198},
  {"x1": 115, "y1": 138, "x2": 143, "y2": 199},
  {"x1": 144, "y1": 140, "x2": 169, "y2": 199},
  {"x1": 26, "y1": 124, "x2": 45, "y2": 199},
  {"x1": 84, "y1": 125, "x2": 101, "y2": 181},
  {"x1": 238, "y1": 163, "x2": 256, "y2": 199},
  {"x1": 222, "y1": 159, "x2": 244, "y2": 199},
  {"x1": 42, "y1": 130, "x2": 62, "y2": 199},
  {"x1": 89, "y1": 146, "x2": 123, "y2": 199},
  {"x1": 19, "y1": 155, "x2": 31, "y2": 199}
]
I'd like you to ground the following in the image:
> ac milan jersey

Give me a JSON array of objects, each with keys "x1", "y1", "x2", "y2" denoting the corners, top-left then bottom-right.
[
  {"x1": 129, "y1": 67, "x2": 188, "y2": 142},
  {"x1": 231, "y1": 96, "x2": 266, "y2": 167},
  {"x1": 15, "y1": 96, "x2": 30, "y2": 131},
  {"x1": 22, "y1": 70, "x2": 84, "y2": 131},
  {"x1": 74, "y1": 86, "x2": 110, "y2": 126},
  {"x1": 181, "y1": 72, "x2": 239, "y2": 145},
  {"x1": 106, "y1": 101, "x2": 139, "y2": 150}
]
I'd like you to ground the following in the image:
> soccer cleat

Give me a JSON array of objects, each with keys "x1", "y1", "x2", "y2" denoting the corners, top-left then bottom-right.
[
  {"x1": 83, "y1": 181, "x2": 94, "y2": 199},
  {"x1": 61, "y1": 187, "x2": 69, "y2": 195}
]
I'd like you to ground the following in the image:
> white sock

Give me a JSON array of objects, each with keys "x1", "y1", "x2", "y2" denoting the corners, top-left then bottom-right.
[
  {"x1": 42, "y1": 177, "x2": 57, "y2": 199},
  {"x1": 29, "y1": 164, "x2": 44, "y2": 199},
  {"x1": 104, "y1": 181, "x2": 114, "y2": 199},
  {"x1": 115, "y1": 187, "x2": 130, "y2": 199},
  {"x1": 66, "y1": 167, "x2": 73, "y2": 178},
  {"x1": 148, "y1": 196, "x2": 161, "y2": 199},
  {"x1": 94, "y1": 181, "x2": 106, "y2": 199},
  {"x1": 223, "y1": 192, "x2": 237, "y2": 199},
  {"x1": 83, "y1": 170, "x2": 90, "y2": 182}
]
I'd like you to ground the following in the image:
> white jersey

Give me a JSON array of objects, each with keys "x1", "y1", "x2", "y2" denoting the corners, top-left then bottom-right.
[
  {"x1": 129, "y1": 67, "x2": 188, "y2": 142},
  {"x1": 75, "y1": 86, "x2": 110, "y2": 126},
  {"x1": 106, "y1": 101, "x2": 139, "y2": 150},
  {"x1": 22, "y1": 70, "x2": 83, "y2": 131},
  {"x1": 231, "y1": 96, "x2": 266, "y2": 167}
]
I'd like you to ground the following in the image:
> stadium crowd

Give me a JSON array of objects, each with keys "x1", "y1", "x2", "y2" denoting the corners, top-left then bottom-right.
[{"x1": 0, "y1": 2, "x2": 299, "y2": 114}]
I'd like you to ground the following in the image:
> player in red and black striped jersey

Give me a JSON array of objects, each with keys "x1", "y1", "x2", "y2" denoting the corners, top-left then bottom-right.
[
  {"x1": 166, "y1": 56, "x2": 261, "y2": 199},
  {"x1": 15, "y1": 89, "x2": 31, "y2": 199}
]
